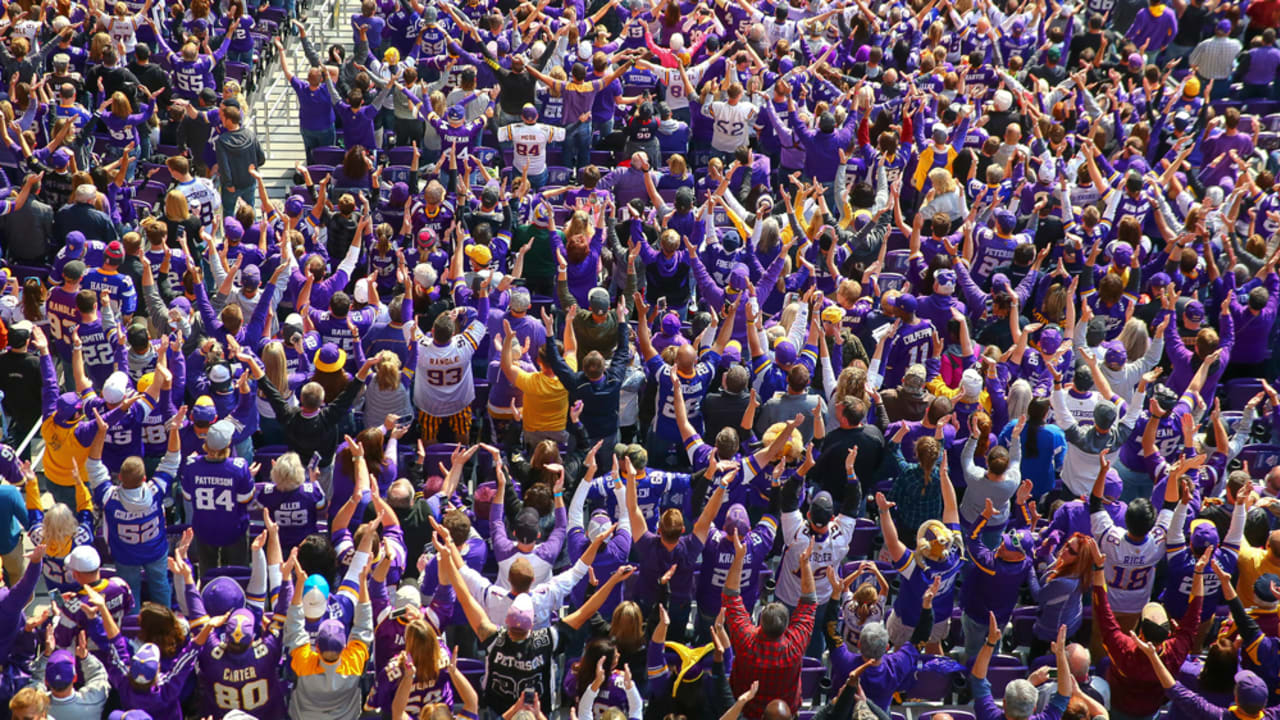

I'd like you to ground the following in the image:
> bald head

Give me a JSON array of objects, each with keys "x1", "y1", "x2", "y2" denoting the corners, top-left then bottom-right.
[
  {"x1": 386, "y1": 479, "x2": 413, "y2": 509},
  {"x1": 763, "y1": 700, "x2": 793, "y2": 720},
  {"x1": 1066, "y1": 643, "x2": 1090, "y2": 681}
]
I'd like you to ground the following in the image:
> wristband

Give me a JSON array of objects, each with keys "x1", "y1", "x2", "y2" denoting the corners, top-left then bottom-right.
[
  {"x1": 984, "y1": 640, "x2": 998, "y2": 648},
  {"x1": 554, "y1": 492, "x2": 563, "y2": 498},
  {"x1": 1092, "y1": 564, "x2": 1104, "y2": 571}
]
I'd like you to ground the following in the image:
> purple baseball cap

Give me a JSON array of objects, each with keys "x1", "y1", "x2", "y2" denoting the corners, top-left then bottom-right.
[
  {"x1": 728, "y1": 263, "x2": 749, "y2": 291},
  {"x1": 224, "y1": 217, "x2": 245, "y2": 241},
  {"x1": 895, "y1": 293, "x2": 918, "y2": 315},
  {"x1": 46, "y1": 649, "x2": 76, "y2": 689},
  {"x1": 521, "y1": 103, "x2": 539, "y2": 122},
  {"x1": 130, "y1": 643, "x2": 161, "y2": 684},
  {"x1": 660, "y1": 312, "x2": 681, "y2": 336},
  {"x1": 446, "y1": 105, "x2": 465, "y2": 122},
  {"x1": 240, "y1": 264, "x2": 261, "y2": 290},
  {"x1": 1102, "y1": 340, "x2": 1128, "y2": 366},
  {"x1": 1236, "y1": 671, "x2": 1269, "y2": 712},
  {"x1": 201, "y1": 575, "x2": 246, "y2": 617},
  {"x1": 993, "y1": 209, "x2": 1017, "y2": 233},
  {"x1": 316, "y1": 619, "x2": 347, "y2": 654},
  {"x1": 774, "y1": 339, "x2": 797, "y2": 366},
  {"x1": 1011, "y1": 18, "x2": 1025, "y2": 32},
  {"x1": 54, "y1": 391, "x2": 83, "y2": 424},
  {"x1": 721, "y1": 340, "x2": 742, "y2": 365},
  {"x1": 285, "y1": 195, "x2": 307, "y2": 216},
  {"x1": 1103, "y1": 469, "x2": 1123, "y2": 499},
  {"x1": 169, "y1": 296, "x2": 192, "y2": 314},
  {"x1": 1148, "y1": 272, "x2": 1171, "y2": 291},
  {"x1": 1217, "y1": 19, "x2": 1232, "y2": 33},
  {"x1": 388, "y1": 181, "x2": 410, "y2": 207},
  {"x1": 991, "y1": 273, "x2": 1011, "y2": 290},
  {"x1": 51, "y1": 148, "x2": 72, "y2": 168},
  {"x1": 1038, "y1": 326, "x2": 1063, "y2": 354},
  {"x1": 724, "y1": 503, "x2": 750, "y2": 537},
  {"x1": 1128, "y1": 52, "x2": 1144, "y2": 68},
  {"x1": 64, "y1": 230, "x2": 86, "y2": 250},
  {"x1": 505, "y1": 594, "x2": 535, "y2": 632},
  {"x1": 1184, "y1": 300, "x2": 1206, "y2": 323},
  {"x1": 1110, "y1": 242, "x2": 1133, "y2": 266},
  {"x1": 1190, "y1": 521, "x2": 1220, "y2": 553}
]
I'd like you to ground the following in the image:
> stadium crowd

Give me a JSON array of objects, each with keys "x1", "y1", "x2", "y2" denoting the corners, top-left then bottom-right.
[{"x1": 0, "y1": 0, "x2": 1279, "y2": 717}]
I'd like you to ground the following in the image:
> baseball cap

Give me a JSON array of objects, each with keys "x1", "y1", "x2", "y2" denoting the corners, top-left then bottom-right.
[
  {"x1": 226, "y1": 608, "x2": 257, "y2": 644},
  {"x1": 588, "y1": 287, "x2": 610, "y2": 313},
  {"x1": 773, "y1": 340, "x2": 797, "y2": 366},
  {"x1": 285, "y1": 195, "x2": 306, "y2": 216},
  {"x1": 315, "y1": 619, "x2": 347, "y2": 654},
  {"x1": 54, "y1": 391, "x2": 82, "y2": 424},
  {"x1": 224, "y1": 217, "x2": 245, "y2": 241},
  {"x1": 1011, "y1": 18, "x2": 1025, "y2": 32},
  {"x1": 1102, "y1": 340, "x2": 1128, "y2": 366},
  {"x1": 509, "y1": 287, "x2": 532, "y2": 313},
  {"x1": 821, "y1": 305, "x2": 845, "y2": 324},
  {"x1": 993, "y1": 208, "x2": 1017, "y2": 233},
  {"x1": 587, "y1": 510, "x2": 613, "y2": 541},
  {"x1": 207, "y1": 363, "x2": 232, "y2": 387},
  {"x1": 1184, "y1": 301, "x2": 1206, "y2": 323},
  {"x1": 729, "y1": 264, "x2": 750, "y2": 291},
  {"x1": 445, "y1": 105, "x2": 465, "y2": 122},
  {"x1": 240, "y1": 264, "x2": 261, "y2": 290},
  {"x1": 1189, "y1": 519, "x2": 1220, "y2": 553},
  {"x1": 1128, "y1": 52, "x2": 1144, "y2": 68},
  {"x1": 1148, "y1": 272, "x2": 1171, "y2": 292},
  {"x1": 931, "y1": 122, "x2": 948, "y2": 142},
  {"x1": 724, "y1": 503, "x2": 750, "y2": 537},
  {"x1": 1152, "y1": 384, "x2": 1180, "y2": 412},
  {"x1": 505, "y1": 594, "x2": 535, "y2": 631},
  {"x1": 302, "y1": 575, "x2": 330, "y2": 619},
  {"x1": 108, "y1": 711, "x2": 154, "y2": 720},
  {"x1": 808, "y1": 491, "x2": 835, "y2": 526},
  {"x1": 103, "y1": 371, "x2": 131, "y2": 405},
  {"x1": 394, "y1": 585, "x2": 422, "y2": 612},
  {"x1": 191, "y1": 395, "x2": 218, "y2": 424},
  {"x1": 1217, "y1": 18, "x2": 1232, "y2": 33},
  {"x1": 130, "y1": 643, "x2": 161, "y2": 684},
  {"x1": 514, "y1": 507, "x2": 541, "y2": 544},
  {"x1": 67, "y1": 545, "x2": 101, "y2": 573},
  {"x1": 201, "y1": 576, "x2": 247, "y2": 616},
  {"x1": 660, "y1": 312, "x2": 681, "y2": 335},
  {"x1": 1110, "y1": 242, "x2": 1133, "y2": 266},
  {"x1": 960, "y1": 368, "x2": 983, "y2": 398},
  {"x1": 531, "y1": 201, "x2": 552, "y2": 227},
  {"x1": 521, "y1": 103, "x2": 539, "y2": 122},
  {"x1": 51, "y1": 148, "x2": 72, "y2": 168},
  {"x1": 8, "y1": 319, "x2": 32, "y2": 347},
  {"x1": 1093, "y1": 400, "x2": 1118, "y2": 431},
  {"x1": 993, "y1": 89, "x2": 1012, "y2": 112},
  {"x1": 1038, "y1": 327, "x2": 1063, "y2": 354},
  {"x1": 1047, "y1": 46, "x2": 1061, "y2": 61},
  {"x1": 1103, "y1": 469, "x2": 1123, "y2": 500},
  {"x1": 1254, "y1": 573, "x2": 1280, "y2": 604},
  {"x1": 105, "y1": 240, "x2": 125, "y2": 261},
  {"x1": 1087, "y1": 317, "x2": 1110, "y2": 347},
  {"x1": 205, "y1": 419, "x2": 236, "y2": 451},
  {"x1": 895, "y1": 293, "x2": 918, "y2": 316},
  {"x1": 169, "y1": 296, "x2": 192, "y2": 314},
  {"x1": 1236, "y1": 671, "x2": 1269, "y2": 714},
  {"x1": 464, "y1": 244, "x2": 492, "y2": 266},
  {"x1": 46, "y1": 649, "x2": 76, "y2": 689}
]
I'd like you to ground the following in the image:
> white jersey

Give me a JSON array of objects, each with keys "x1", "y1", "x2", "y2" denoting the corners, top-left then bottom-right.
[
  {"x1": 704, "y1": 100, "x2": 758, "y2": 153},
  {"x1": 659, "y1": 68, "x2": 691, "y2": 110},
  {"x1": 176, "y1": 177, "x2": 222, "y2": 232},
  {"x1": 106, "y1": 15, "x2": 142, "y2": 53},
  {"x1": 498, "y1": 123, "x2": 564, "y2": 176},
  {"x1": 1056, "y1": 388, "x2": 1102, "y2": 429},
  {"x1": 412, "y1": 319, "x2": 485, "y2": 416},
  {"x1": 1091, "y1": 505, "x2": 1174, "y2": 614},
  {"x1": 776, "y1": 508, "x2": 857, "y2": 605}
]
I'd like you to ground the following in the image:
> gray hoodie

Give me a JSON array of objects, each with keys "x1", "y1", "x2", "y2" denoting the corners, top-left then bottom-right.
[{"x1": 215, "y1": 126, "x2": 266, "y2": 191}]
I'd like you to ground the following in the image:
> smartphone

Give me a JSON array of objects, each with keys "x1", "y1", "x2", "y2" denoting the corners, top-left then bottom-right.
[
  {"x1": 1047, "y1": 669, "x2": 1058, "y2": 680},
  {"x1": 522, "y1": 689, "x2": 535, "y2": 705},
  {"x1": 308, "y1": 454, "x2": 321, "y2": 474}
]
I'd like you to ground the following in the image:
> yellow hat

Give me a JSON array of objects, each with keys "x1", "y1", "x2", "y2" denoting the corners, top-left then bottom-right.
[
  {"x1": 465, "y1": 244, "x2": 493, "y2": 266},
  {"x1": 821, "y1": 306, "x2": 845, "y2": 323},
  {"x1": 136, "y1": 372, "x2": 156, "y2": 394},
  {"x1": 663, "y1": 641, "x2": 714, "y2": 695},
  {"x1": 384, "y1": 47, "x2": 400, "y2": 64},
  {"x1": 1184, "y1": 77, "x2": 1200, "y2": 97},
  {"x1": 762, "y1": 422, "x2": 803, "y2": 460}
]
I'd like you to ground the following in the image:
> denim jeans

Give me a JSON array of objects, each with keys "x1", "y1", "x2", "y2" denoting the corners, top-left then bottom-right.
[
  {"x1": 300, "y1": 127, "x2": 336, "y2": 163},
  {"x1": 565, "y1": 121, "x2": 592, "y2": 169},
  {"x1": 593, "y1": 118, "x2": 614, "y2": 139},
  {"x1": 221, "y1": 184, "x2": 256, "y2": 215},
  {"x1": 962, "y1": 611, "x2": 997, "y2": 662},
  {"x1": 1117, "y1": 457, "x2": 1154, "y2": 503},
  {"x1": 102, "y1": 143, "x2": 141, "y2": 182},
  {"x1": 116, "y1": 556, "x2": 172, "y2": 608},
  {"x1": 526, "y1": 168, "x2": 548, "y2": 190}
]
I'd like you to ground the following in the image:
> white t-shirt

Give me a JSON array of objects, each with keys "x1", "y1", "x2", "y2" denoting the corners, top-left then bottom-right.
[
  {"x1": 498, "y1": 122, "x2": 565, "y2": 176},
  {"x1": 704, "y1": 100, "x2": 758, "y2": 153},
  {"x1": 412, "y1": 319, "x2": 486, "y2": 416}
]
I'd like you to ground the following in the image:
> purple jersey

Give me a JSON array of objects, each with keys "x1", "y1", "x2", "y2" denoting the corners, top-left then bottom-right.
[
  {"x1": 696, "y1": 517, "x2": 777, "y2": 616},
  {"x1": 181, "y1": 455, "x2": 255, "y2": 546},
  {"x1": 75, "y1": 318, "x2": 124, "y2": 389},
  {"x1": 971, "y1": 230, "x2": 1021, "y2": 287},
  {"x1": 197, "y1": 635, "x2": 286, "y2": 719},
  {"x1": 882, "y1": 320, "x2": 936, "y2": 389},
  {"x1": 55, "y1": 577, "x2": 134, "y2": 661},
  {"x1": 254, "y1": 482, "x2": 327, "y2": 551},
  {"x1": 44, "y1": 286, "x2": 81, "y2": 359},
  {"x1": 369, "y1": 650, "x2": 454, "y2": 717}
]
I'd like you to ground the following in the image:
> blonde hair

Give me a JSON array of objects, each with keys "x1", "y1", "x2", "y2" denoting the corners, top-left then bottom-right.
[
  {"x1": 610, "y1": 601, "x2": 646, "y2": 654},
  {"x1": 374, "y1": 351, "x2": 402, "y2": 391},
  {"x1": 261, "y1": 342, "x2": 289, "y2": 398},
  {"x1": 42, "y1": 503, "x2": 78, "y2": 550},
  {"x1": 8, "y1": 687, "x2": 49, "y2": 716},
  {"x1": 271, "y1": 452, "x2": 305, "y2": 492},
  {"x1": 667, "y1": 154, "x2": 687, "y2": 175},
  {"x1": 404, "y1": 619, "x2": 443, "y2": 685},
  {"x1": 928, "y1": 168, "x2": 957, "y2": 194},
  {"x1": 165, "y1": 189, "x2": 191, "y2": 221}
]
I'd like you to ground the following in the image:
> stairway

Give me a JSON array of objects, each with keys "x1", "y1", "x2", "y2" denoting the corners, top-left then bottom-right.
[{"x1": 249, "y1": 0, "x2": 357, "y2": 198}]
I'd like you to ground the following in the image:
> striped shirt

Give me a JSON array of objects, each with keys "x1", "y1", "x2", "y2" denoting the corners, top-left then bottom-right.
[{"x1": 1189, "y1": 36, "x2": 1242, "y2": 79}]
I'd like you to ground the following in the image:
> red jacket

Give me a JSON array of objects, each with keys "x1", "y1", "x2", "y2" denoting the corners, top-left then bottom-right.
[{"x1": 1095, "y1": 585, "x2": 1202, "y2": 716}]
